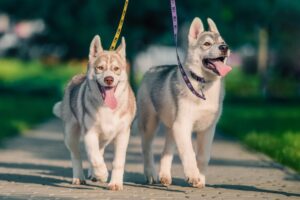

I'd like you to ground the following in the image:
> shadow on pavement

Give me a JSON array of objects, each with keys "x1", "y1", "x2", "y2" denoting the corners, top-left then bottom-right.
[
  {"x1": 0, "y1": 119, "x2": 299, "y2": 196},
  {"x1": 0, "y1": 162, "x2": 73, "y2": 177},
  {"x1": 1, "y1": 161, "x2": 300, "y2": 197},
  {"x1": 0, "y1": 195, "x2": 75, "y2": 200},
  {"x1": 208, "y1": 184, "x2": 300, "y2": 197}
]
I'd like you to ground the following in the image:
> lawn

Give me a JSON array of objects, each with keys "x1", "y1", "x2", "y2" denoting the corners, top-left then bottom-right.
[
  {"x1": 218, "y1": 102, "x2": 300, "y2": 173},
  {"x1": 0, "y1": 59, "x2": 83, "y2": 95},
  {"x1": 0, "y1": 94, "x2": 58, "y2": 140},
  {"x1": 0, "y1": 58, "x2": 82, "y2": 141}
]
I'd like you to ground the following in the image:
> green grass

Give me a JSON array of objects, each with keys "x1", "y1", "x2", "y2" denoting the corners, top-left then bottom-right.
[
  {"x1": 0, "y1": 58, "x2": 82, "y2": 141},
  {"x1": 0, "y1": 58, "x2": 82, "y2": 95},
  {"x1": 218, "y1": 102, "x2": 300, "y2": 173},
  {"x1": 225, "y1": 67, "x2": 300, "y2": 100},
  {"x1": 0, "y1": 94, "x2": 58, "y2": 140}
]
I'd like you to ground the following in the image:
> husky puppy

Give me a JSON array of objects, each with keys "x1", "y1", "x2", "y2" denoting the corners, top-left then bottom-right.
[
  {"x1": 137, "y1": 18, "x2": 231, "y2": 188},
  {"x1": 53, "y1": 35, "x2": 136, "y2": 190}
]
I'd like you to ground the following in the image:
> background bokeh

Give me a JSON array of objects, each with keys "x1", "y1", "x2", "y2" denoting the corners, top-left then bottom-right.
[{"x1": 0, "y1": 0, "x2": 299, "y2": 172}]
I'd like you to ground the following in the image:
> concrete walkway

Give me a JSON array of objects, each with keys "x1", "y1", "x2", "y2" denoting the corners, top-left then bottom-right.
[{"x1": 0, "y1": 119, "x2": 299, "y2": 200}]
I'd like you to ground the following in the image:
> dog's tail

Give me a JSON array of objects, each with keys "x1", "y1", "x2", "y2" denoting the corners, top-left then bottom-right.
[{"x1": 52, "y1": 101, "x2": 62, "y2": 118}]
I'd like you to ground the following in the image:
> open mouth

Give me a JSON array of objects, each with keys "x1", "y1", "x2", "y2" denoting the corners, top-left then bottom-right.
[
  {"x1": 102, "y1": 86, "x2": 115, "y2": 91},
  {"x1": 96, "y1": 82, "x2": 118, "y2": 110},
  {"x1": 202, "y1": 56, "x2": 232, "y2": 77}
]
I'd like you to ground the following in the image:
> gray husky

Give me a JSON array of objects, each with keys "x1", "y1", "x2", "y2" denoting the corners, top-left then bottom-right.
[
  {"x1": 53, "y1": 35, "x2": 136, "y2": 190},
  {"x1": 137, "y1": 18, "x2": 231, "y2": 188}
]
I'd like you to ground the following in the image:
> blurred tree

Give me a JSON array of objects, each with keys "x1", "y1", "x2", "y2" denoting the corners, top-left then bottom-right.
[{"x1": 0, "y1": 0, "x2": 299, "y2": 80}]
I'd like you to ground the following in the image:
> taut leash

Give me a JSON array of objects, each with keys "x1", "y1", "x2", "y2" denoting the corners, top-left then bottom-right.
[
  {"x1": 170, "y1": 0, "x2": 206, "y2": 100},
  {"x1": 109, "y1": 0, "x2": 129, "y2": 51}
]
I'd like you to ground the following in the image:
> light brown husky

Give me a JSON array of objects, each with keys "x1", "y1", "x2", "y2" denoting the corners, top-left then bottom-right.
[{"x1": 53, "y1": 35, "x2": 136, "y2": 190}]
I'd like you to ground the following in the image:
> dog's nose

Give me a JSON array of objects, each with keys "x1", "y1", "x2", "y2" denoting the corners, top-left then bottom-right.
[
  {"x1": 104, "y1": 76, "x2": 114, "y2": 86},
  {"x1": 219, "y1": 44, "x2": 228, "y2": 52}
]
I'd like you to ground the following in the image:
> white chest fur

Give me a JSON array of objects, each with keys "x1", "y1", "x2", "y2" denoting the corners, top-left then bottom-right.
[
  {"x1": 82, "y1": 83, "x2": 132, "y2": 143},
  {"x1": 84, "y1": 107, "x2": 122, "y2": 143},
  {"x1": 181, "y1": 79, "x2": 223, "y2": 132}
]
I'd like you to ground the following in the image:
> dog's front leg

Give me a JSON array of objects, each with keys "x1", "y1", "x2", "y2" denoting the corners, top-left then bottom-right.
[
  {"x1": 196, "y1": 125, "x2": 216, "y2": 174},
  {"x1": 108, "y1": 128, "x2": 130, "y2": 191},
  {"x1": 64, "y1": 123, "x2": 86, "y2": 185},
  {"x1": 84, "y1": 130, "x2": 108, "y2": 183},
  {"x1": 172, "y1": 121, "x2": 205, "y2": 188}
]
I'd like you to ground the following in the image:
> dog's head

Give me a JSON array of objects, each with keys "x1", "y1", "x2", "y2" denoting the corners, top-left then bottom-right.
[
  {"x1": 187, "y1": 18, "x2": 231, "y2": 77},
  {"x1": 87, "y1": 35, "x2": 128, "y2": 88},
  {"x1": 86, "y1": 35, "x2": 128, "y2": 109}
]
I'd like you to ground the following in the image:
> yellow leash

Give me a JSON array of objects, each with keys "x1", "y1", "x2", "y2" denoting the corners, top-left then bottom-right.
[{"x1": 109, "y1": 0, "x2": 129, "y2": 51}]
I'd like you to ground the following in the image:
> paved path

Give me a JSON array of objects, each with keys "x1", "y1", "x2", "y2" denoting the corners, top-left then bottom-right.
[{"x1": 0, "y1": 119, "x2": 299, "y2": 200}]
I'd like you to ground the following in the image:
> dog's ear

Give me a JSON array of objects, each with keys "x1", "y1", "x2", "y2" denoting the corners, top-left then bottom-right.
[
  {"x1": 116, "y1": 37, "x2": 126, "y2": 59},
  {"x1": 89, "y1": 35, "x2": 103, "y2": 60},
  {"x1": 207, "y1": 18, "x2": 219, "y2": 34},
  {"x1": 188, "y1": 17, "x2": 204, "y2": 44}
]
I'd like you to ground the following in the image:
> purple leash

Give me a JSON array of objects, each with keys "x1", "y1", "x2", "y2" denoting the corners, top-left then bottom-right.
[{"x1": 170, "y1": 0, "x2": 206, "y2": 100}]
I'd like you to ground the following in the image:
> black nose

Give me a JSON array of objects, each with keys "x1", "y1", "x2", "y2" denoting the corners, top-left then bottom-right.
[
  {"x1": 104, "y1": 76, "x2": 114, "y2": 86},
  {"x1": 219, "y1": 44, "x2": 228, "y2": 52}
]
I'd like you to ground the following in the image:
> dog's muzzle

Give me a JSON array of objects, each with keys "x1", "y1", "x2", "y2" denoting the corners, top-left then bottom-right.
[{"x1": 219, "y1": 44, "x2": 228, "y2": 53}]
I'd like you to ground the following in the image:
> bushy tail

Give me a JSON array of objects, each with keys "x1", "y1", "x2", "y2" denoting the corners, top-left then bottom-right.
[{"x1": 52, "y1": 102, "x2": 62, "y2": 118}]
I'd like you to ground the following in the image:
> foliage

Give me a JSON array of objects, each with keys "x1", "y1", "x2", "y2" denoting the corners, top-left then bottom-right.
[
  {"x1": 0, "y1": 94, "x2": 57, "y2": 140},
  {"x1": 0, "y1": 58, "x2": 82, "y2": 95},
  {"x1": 0, "y1": 0, "x2": 299, "y2": 79},
  {"x1": 225, "y1": 67, "x2": 300, "y2": 100},
  {"x1": 218, "y1": 102, "x2": 300, "y2": 173},
  {"x1": 0, "y1": 58, "x2": 81, "y2": 140}
]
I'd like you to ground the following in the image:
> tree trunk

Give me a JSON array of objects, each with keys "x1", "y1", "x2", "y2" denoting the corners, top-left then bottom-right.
[{"x1": 257, "y1": 27, "x2": 269, "y2": 98}]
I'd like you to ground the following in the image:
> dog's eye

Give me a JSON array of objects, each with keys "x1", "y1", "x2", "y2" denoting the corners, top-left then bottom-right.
[
  {"x1": 204, "y1": 42, "x2": 212, "y2": 46},
  {"x1": 113, "y1": 66, "x2": 120, "y2": 72},
  {"x1": 96, "y1": 66, "x2": 104, "y2": 70}
]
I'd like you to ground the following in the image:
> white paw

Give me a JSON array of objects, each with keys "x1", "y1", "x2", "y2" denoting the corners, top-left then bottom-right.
[
  {"x1": 108, "y1": 182, "x2": 123, "y2": 191},
  {"x1": 144, "y1": 167, "x2": 158, "y2": 184},
  {"x1": 89, "y1": 166, "x2": 108, "y2": 182},
  {"x1": 186, "y1": 173, "x2": 205, "y2": 188},
  {"x1": 72, "y1": 178, "x2": 86, "y2": 185},
  {"x1": 159, "y1": 173, "x2": 172, "y2": 186},
  {"x1": 90, "y1": 173, "x2": 108, "y2": 183}
]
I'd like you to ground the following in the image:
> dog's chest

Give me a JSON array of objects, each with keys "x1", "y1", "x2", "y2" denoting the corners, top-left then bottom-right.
[
  {"x1": 93, "y1": 108, "x2": 123, "y2": 141},
  {"x1": 182, "y1": 81, "x2": 223, "y2": 132},
  {"x1": 192, "y1": 101, "x2": 221, "y2": 131}
]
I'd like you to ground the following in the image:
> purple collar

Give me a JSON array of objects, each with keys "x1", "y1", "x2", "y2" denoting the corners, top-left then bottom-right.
[{"x1": 190, "y1": 71, "x2": 206, "y2": 84}]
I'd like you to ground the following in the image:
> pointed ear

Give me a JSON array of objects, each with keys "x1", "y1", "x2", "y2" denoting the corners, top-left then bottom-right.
[
  {"x1": 207, "y1": 18, "x2": 219, "y2": 34},
  {"x1": 89, "y1": 35, "x2": 103, "y2": 60},
  {"x1": 116, "y1": 37, "x2": 126, "y2": 58},
  {"x1": 188, "y1": 17, "x2": 204, "y2": 43}
]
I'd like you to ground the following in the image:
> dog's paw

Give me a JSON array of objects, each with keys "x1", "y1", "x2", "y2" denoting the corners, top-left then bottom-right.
[
  {"x1": 90, "y1": 167, "x2": 108, "y2": 183},
  {"x1": 186, "y1": 174, "x2": 205, "y2": 188},
  {"x1": 144, "y1": 170, "x2": 158, "y2": 184},
  {"x1": 108, "y1": 182, "x2": 123, "y2": 191},
  {"x1": 144, "y1": 167, "x2": 158, "y2": 184},
  {"x1": 72, "y1": 178, "x2": 86, "y2": 185},
  {"x1": 90, "y1": 173, "x2": 108, "y2": 183},
  {"x1": 145, "y1": 175, "x2": 158, "y2": 184},
  {"x1": 159, "y1": 174, "x2": 172, "y2": 186}
]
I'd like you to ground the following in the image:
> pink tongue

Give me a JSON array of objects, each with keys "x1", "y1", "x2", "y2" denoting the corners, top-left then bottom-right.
[
  {"x1": 104, "y1": 88, "x2": 118, "y2": 110},
  {"x1": 213, "y1": 61, "x2": 232, "y2": 77}
]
